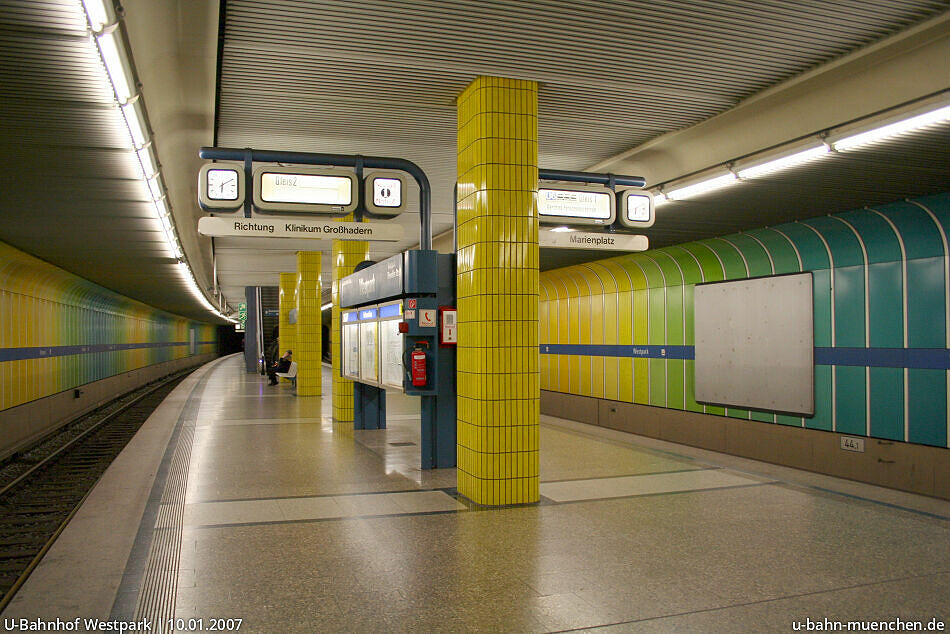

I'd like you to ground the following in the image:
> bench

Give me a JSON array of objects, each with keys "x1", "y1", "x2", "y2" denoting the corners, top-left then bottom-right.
[{"x1": 275, "y1": 361, "x2": 297, "y2": 386}]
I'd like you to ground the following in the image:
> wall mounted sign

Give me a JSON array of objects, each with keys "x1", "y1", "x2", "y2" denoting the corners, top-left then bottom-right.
[
  {"x1": 537, "y1": 184, "x2": 615, "y2": 226},
  {"x1": 197, "y1": 216, "x2": 404, "y2": 241},
  {"x1": 539, "y1": 228, "x2": 648, "y2": 251}
]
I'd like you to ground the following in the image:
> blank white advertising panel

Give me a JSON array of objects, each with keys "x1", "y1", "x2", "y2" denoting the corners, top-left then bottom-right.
[
  {"x1": 694, "y1": 273, "x2": 814, "y2": 416},
  {"x1": 342, "y1": 322, "x2": 360, "y2": 379},
  {"x1": 359, "y1": 320, "x2": 379, "y2": 384},
  {"x1": 379, "y1": 319, "x2": 404, "y2": 390}
]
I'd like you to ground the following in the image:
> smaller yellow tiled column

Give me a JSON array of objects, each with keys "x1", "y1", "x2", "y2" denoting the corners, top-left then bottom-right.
[
  {"x1": 331, "y1": 222, "x2": 370, "y2": 425},
  {"x1": 295, "y1": 251, "x2": 322, "y2": 396},
  {"x1": 278, "y1": 273, "x2": 297, "y2": 363}
]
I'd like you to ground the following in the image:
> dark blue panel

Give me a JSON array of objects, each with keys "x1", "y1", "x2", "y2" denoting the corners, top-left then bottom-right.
[
  {"x1": 869, "y1": 367, "x2": 903, "y2": 441},
  {"x1": 907, "y1": 369, "x2": 948, "y2": 447},
  {"x1": 813, "y1": 270, "x2": 832, "y2": 348},
  {"x1": 913, "y1": 192, "x2": 950, "y2": 237},
  {"x1": 834, "y1": 266, "x2": 865, "y2": 347},
  {"x1": 801, "y1": 217, "x2": 865, "y2": 268},
  {"x1": 378, "y1": 303, "x2": 402, "y2": 318},
  {"x1": 808, "y1": 365, "x2": 832, "y2": 431},
  {"x1": 0, "y1": 341, "x2": 198, "y2": 362},
  {"x1": 835, "y1": 366, "x2": 866, "y2": 435},
  {"x1": 875, "y1": 200, "x2": 945, "y2": 261},
  {"x1": 907, "y1": 257, "x2": 947, "y2": 348},
  {"x1": 814, "y1": 348, "x2": 949, "y2": 369},
  {"x1": 540, "y1": 344, "x2": 694, "y2": 360},
  {"x1": 838, "y1": 209, "x2": 902, "y2": 264},
  {"x1": 867, "y1": 261, "x2": 903, "y2": 348},
  {"x1": 772, "y1": 222, "x2": 831, "y2": 271}
]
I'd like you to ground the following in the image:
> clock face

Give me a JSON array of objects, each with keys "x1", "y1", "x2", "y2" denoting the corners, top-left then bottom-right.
[{"x1": 207, "y1": 169, "x2": 239, "y2": 201}]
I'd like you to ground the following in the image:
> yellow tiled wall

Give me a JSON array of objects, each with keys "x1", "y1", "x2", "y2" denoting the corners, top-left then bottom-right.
[
  {"x1": 278, "y1": 272, "x2": 297, "y2": 363},
  {"x1": 295, "y1": 251, "x2": 322, "y2": 396},
  {"x1": 331, "y1": 227, "x2": 370, "y2": 424},
  {"x1": 456, "y1": 76, "x2": 540, "y2": 505},
  {"x1": 0, "y1": 240, "x2": 217, "y2": 412}
]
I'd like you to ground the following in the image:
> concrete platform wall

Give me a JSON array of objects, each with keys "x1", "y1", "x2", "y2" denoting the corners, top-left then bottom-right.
[{"x1": 0, "y1": 352, "x2": 217, "y2": 460}]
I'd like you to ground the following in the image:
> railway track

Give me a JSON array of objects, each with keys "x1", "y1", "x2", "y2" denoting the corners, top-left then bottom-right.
[{"x1": 0, "y1": 370, "x2": 192, "y2": 611}]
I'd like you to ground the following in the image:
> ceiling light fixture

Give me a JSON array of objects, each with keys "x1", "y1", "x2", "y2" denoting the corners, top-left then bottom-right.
[
  {"x1": 737, "y1": 144, "x2": 830, "y2": 179},
  {"x1": 80, "y1": 0, "x2": 113, "y2": 32},
  {"x1": 321, "y1": 302, "x2": 333, "y2": 311},
  {"x1": 121, "y1": 100, "x2": 147, "y2": 148},
  {"x1": 651, "y1": 93, "x2": 950, "y2": 207},
  {"x1": 80, "y1": 0, "x2": 229, "y2": 321},
  {"x1": 832, "y1": 103, "x2": 950, "y2": 151},
  {"x1": 147, "y1": 175, "x2": 163, "y2": 201},
  {"x1": 665, "y1": 173, "x2": 738, "y2": 201},
  {"x1": 94, "y1": 30, "x2": 134, "y2": 103}
]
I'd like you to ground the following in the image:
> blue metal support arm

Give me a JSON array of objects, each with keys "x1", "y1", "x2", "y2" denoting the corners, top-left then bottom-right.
[
  {"x1": 199, "y1": 146, "x2": 433, "y2": 249},
  {"x1": 538, "y1": 169, "x2": 646, "y2": 188}
]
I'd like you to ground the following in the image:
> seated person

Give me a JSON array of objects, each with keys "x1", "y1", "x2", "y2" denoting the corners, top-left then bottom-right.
[{"x1": 267, "y1": 350, "x2": 292, "y2": 385}]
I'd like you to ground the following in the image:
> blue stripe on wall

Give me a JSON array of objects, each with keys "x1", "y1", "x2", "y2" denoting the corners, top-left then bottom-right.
[
  {"x1": 0, "y1": 341, "x2": 218, "y2": 362},
  {"x1": 540, "y1": 344, "x2": 950, "y2": 369},
  {"x1": 541, "y1": 344, "x2": 694, "y2": 360}
]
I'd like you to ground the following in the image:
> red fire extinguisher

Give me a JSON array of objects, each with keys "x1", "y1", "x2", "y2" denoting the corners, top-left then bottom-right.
[{"x1": 410, "y1": 344, "x2": 427, "y2": 387}]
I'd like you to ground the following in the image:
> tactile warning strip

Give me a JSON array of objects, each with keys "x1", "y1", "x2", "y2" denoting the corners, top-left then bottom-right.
[{"x1": 125, "y1": 373, "x2": 204, "y2": 630}]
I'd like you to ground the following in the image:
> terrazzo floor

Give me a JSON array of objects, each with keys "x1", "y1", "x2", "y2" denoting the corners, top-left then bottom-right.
[{"x1": 8, "y1": 354, "x2": 948, "y2": 633}]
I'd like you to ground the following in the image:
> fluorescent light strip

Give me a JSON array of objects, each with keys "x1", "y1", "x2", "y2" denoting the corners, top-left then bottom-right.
[
  {"x1": 80, "y1": 0, "x2": 113, "y2": 33},
  {"x1": 178, "y1": 263, "x2": 216, "y2": 311},
  {"x1": 81, "y1": 0, "x2": 229, "y2": 320},
  {"x1": 321, "y1": 302, "x2": 333, "y2": 311},
  {"x1": 95, "y1": 31, "x2": 133, "y2": 103},
  {"x1": 121, "y1": 101, "x2": 147, "y2": 148},
  {"x1": 147, "y1": 175, "x2": 163, "y2": 201},
  {"x1": 833, "y1": 104, "x2": 950, "y2": 151},
  {"x1": 737, "y1": 145, "x2": 830, "y2": 179},
  {"x1": 137, "y1": 146, "x2": 156, "y2": 178},
  {"x1": 665, "y1": 173, "x2": 737, "y2": 201}
]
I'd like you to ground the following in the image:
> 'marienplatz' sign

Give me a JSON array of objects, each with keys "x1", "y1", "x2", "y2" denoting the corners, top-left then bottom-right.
[
  {"x1": 539, "y1": 228, "x2": 648, "y2": 251},
  {"x1": 197, "y1": 216, "x2": 404, "y2": 242}
]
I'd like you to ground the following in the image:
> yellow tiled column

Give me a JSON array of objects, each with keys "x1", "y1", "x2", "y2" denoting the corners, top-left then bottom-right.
[
  {"x1": 295, "y1": 251, "x2": 322, "y2": 396},
  {"x1": 331, "y1": 227, "x2": 370, "y2": 425},
  {"x1": 456, "y1": 76, "x2": 540, "y2": 505},
  {"x1": 278, "y1": 272, "x2": 297, "y2": 364}
]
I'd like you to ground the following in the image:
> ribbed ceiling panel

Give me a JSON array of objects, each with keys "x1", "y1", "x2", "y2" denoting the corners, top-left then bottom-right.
[
  {"x1": 0, "y1": 0, "x2": 211, "y2": 320},
  {"x1": 216, "y1": 0, "x2": 950, "y2": 280}
]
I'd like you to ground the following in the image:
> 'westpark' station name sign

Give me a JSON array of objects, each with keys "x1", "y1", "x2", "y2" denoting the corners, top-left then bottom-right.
[{"x1": 197, "y1": 216, "x2": 404, "y2": 242}]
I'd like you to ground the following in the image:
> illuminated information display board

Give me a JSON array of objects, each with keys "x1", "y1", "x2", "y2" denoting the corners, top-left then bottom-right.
[
  {"x1": 253, "y1": 166, "x2": 357, "y2": 214},
  {"x1": 537, "y1": 185, "x2": 615, "y2": 226}
]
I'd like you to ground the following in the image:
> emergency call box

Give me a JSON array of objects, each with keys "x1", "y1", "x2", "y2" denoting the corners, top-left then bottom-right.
[{"x1": 439, "y1": 307, "x2": 457, "y2": 345}]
